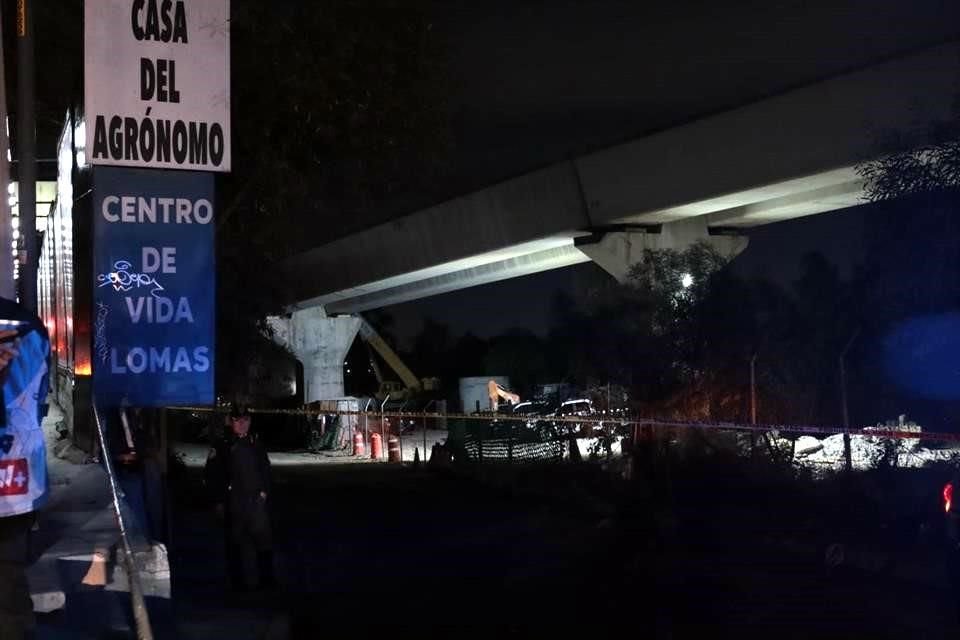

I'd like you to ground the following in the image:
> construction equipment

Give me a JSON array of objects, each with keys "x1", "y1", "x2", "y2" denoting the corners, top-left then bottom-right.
[
  {"x1": 488, "y1": 379, "x2": 520, "y2": 412},
  {"x1": 358, "y1": 316, "x2": 439, "y2": 403}
]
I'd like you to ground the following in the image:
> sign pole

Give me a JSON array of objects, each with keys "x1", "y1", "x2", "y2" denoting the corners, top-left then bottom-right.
[
  {"x1": 0, "y1": 5, "x2": 13, "y2": 299},
  {"x1": 16, "y1": 0, "x2": 36, "y2": 311}
]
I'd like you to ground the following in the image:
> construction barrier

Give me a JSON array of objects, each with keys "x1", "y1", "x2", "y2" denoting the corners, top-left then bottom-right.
[
  {"x1": 462, "y1": 435, "x2": 566, "y2": 463},
  {"x1": 167, "y1": 405, "x2": 960, "y2": 444}
]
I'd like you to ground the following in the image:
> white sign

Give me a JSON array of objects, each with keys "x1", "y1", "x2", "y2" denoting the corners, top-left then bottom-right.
[{"x1": 84, "y1": 0, "x2": 231, "y2": 172}]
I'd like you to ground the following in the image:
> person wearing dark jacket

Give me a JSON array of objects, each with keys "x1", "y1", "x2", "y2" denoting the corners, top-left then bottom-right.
[{"x1": 204, "y1": 404, "x2": 275, "y2": 591}]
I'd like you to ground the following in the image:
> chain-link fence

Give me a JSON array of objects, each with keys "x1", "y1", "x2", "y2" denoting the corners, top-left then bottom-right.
[{"x1": 445, "y1": 415, "x2": 622, "y2": 463}]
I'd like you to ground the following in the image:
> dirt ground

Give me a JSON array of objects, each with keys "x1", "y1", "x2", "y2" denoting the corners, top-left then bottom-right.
[{"x1": 167, "y1": 456, "x2": 960, "y2": 638}]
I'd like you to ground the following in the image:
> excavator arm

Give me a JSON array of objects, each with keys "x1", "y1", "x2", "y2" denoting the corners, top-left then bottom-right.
[
  {"x1": 358, "y1": 317, "x2": 422, "y2": 392},
  {"x1": 487, "y1": 379, "x2": 520, "y2": 411}
]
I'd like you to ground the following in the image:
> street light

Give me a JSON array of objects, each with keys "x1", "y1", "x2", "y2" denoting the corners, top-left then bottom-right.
[{"x1": 681, "y1": 273, "x2": 694, "y2": 289}]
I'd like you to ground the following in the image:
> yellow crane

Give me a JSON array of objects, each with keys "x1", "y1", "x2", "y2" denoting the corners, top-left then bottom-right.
[{"x1": 358, "y1": 317, "x2": 439, "y2": 403}]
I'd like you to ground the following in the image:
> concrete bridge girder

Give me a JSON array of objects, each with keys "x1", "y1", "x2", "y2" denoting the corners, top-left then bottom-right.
[
  {"x1": 279, "y1": 41, "x2": 960, "y2": 318},
  {"x1": 576, "y1": 218, "x2": 749, "y2": 283},
  {"x1": 268, "y1": 307, "x2": 361, "y2": 403}
]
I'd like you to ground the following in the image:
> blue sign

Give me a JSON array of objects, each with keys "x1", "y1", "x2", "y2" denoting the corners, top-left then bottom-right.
[{"x1": 93, "y1": 167, "x2": 215, "y2": 406}]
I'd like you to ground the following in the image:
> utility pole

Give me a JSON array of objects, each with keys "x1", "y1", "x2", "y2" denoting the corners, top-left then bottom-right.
[
  {"x1": 839, "y1": 328, "x2": 860, "y2": 473},
  {"x1": 16, "y1": 0, "x2": 36, "y2": 311},
  {"x1": 749, "y1": 353, "x2": 757, "y2": 456},
  {"x1": 0, "y1": 5, "x2": 13, "y2": 299}
]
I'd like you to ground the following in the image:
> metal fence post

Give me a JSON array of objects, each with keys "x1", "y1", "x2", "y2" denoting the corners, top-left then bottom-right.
[
  {"x1": 380, "y1": 395, "x2": 389, "y2": 461},
  {"x1": 750, "y1": 353, "x2": 758, "y2": 457},
  {"x1": 93, "y1": 403, "x2": 154, "y2": 640},
  {"x1": 839, "y1": 328, "x2": 860, "y2": 473},
  {"x1": 363, "y1": 398, "x2": 372, "y2": 450}
]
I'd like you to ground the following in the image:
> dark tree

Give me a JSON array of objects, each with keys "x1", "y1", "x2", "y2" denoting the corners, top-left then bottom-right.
[
  {"x1": 409, "y1": 317, "x2": 452, "y2": 381},
  {"x1": 853, "y1": 105, "x2": 960, "y2": 427},
  {"x1": 481, "y1": 329, "x2": 548, "y2": 397},
  {"x1": 215, "y1": 1, "x2": 450, "y2": 394}
]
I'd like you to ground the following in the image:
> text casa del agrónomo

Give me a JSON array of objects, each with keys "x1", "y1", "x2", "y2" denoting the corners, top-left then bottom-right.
[{"x1": 90, "y1": 0, "x2": 226, "y2": 169}]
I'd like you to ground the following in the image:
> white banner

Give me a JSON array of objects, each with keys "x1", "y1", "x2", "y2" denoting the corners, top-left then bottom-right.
[{"x1": 84, "y1": 0, "x2": 231, "y2": 172}]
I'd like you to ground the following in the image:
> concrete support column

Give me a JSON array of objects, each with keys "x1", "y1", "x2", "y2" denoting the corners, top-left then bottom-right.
[
  {"x1": 575, "y1": 217, "x2": 749, "y2": 282},
  {"x1": 268, "y1": 307, "x2": 361, "y2": 403}
]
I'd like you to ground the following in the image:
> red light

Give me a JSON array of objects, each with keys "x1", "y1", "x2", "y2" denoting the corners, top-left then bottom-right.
[{"x1": 944, "y1": 482, "x2": 953, "y2": 514}]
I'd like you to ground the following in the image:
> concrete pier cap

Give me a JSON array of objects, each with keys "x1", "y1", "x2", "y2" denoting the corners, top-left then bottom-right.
[
  {"x1": 267, "y1": 306, "x2": 361, "y2": 403},
  {"x1": 576, "y1": 217, "x2": 749, "y2": 282}
]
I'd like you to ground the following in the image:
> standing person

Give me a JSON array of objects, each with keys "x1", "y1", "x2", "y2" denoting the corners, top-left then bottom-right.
[
  {"x1": 0, "y1": 298, "x2": 50, "y2": 640},
  {"x1": 204, "y1": 404, "x2": 275, "y2": 592}
]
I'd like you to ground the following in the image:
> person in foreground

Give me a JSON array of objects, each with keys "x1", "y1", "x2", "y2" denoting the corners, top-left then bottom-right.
[
  {"x1": 205, "y1": 403, "x2": 276, "y2": 592},
  {"x1": 0, "y1": 298, "x2": 50, "y2": 640}
]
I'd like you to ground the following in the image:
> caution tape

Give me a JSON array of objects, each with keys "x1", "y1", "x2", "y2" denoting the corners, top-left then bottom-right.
[{"x1": 164, "y1": 405, "x2": 960, "y2": 444}]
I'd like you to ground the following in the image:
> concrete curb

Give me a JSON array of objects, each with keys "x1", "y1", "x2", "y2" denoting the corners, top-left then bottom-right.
[{"x1": 26, "y1": 558, "x2": 66, "y2": 613}]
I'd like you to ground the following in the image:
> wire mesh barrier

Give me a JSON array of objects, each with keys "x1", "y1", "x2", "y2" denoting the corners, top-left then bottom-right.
[{"x1": 461, "y1": 434, "x2": 567, "y2": 463}]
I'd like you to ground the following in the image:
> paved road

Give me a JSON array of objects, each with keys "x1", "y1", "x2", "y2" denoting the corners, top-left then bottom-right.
[{"x1": 167, "y1": 461, "x2": 960, "y2": 638}]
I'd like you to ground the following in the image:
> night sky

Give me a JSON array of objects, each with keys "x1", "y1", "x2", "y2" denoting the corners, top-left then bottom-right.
[
  {"x1": 385, "y1": 0, "x2": 956, "y2": 345},
  {"x1": 431, "y1": 0, "x2": 960, "y2": 193}
]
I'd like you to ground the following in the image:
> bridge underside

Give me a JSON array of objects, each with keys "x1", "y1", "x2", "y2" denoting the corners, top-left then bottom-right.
[
  {"x1": 294, "y1": 164, "x2": 864, "y2": 314},
  {"x1": 284, "y1": 42, "x2": 959, "y2": 314},
  {"x1": 318, "y1": 237, "x2": 590, "y2": 314}
]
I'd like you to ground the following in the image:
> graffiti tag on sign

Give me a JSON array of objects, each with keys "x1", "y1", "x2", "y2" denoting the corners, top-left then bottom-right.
[
  {"x1": 0, "y1": 458, "x2": 28, "y2": 495},
  {"x1": 95, "y1": 302, "x2": 110, "y2": 365},
  {"x1": 96, "y1": 260, "x2": 166, "y2": 298}
]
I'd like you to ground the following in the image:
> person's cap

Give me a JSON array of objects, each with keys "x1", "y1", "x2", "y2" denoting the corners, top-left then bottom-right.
[{"x1": 228, "y1": 403, "x2": 250, "y2": 419}]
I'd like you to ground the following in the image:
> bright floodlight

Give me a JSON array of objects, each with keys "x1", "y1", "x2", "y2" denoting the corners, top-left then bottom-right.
[{"x1": 681, "y1": 273, "x2": 694, "y2": 289}]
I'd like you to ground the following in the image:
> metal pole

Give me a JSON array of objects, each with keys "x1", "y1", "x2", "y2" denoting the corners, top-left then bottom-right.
[
  {"x1": 0, "y1": 5, "x2": 13, "y2": 299},
  {"x1": 750, "y1": 354, "x2": 757, "y2": 457},
  {"x1": 380, "y1": 395, "x2": 389, "y2": 461},
  {"x1": 839, "y1": 328, "x2": 860, "y2": 473},
  {"x1": 93, "y1": 404, "x2": 155, "y2": 640},
  {"x1": 422, "y1": 399, "x2": 435, "y2": 464},
  {"x1": 363, "y1": 398, "x2": 371, "y2": 449},
  {"x1": 16, "y1": 0, "x2": 37, "y2": 311}
]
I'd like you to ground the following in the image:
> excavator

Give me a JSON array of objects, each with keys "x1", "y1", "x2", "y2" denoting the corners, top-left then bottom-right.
[
  {"x1": 488, "y1": 379, "x2": 520, "y2": 412},
  {"x1": 358, "y1": 317, "x2": 439, "y2": 404}
]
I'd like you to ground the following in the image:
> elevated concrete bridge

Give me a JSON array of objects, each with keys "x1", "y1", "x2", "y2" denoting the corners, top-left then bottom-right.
[{"x1": 273, "y1": 42, "x2": 960, "y2": 401}]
